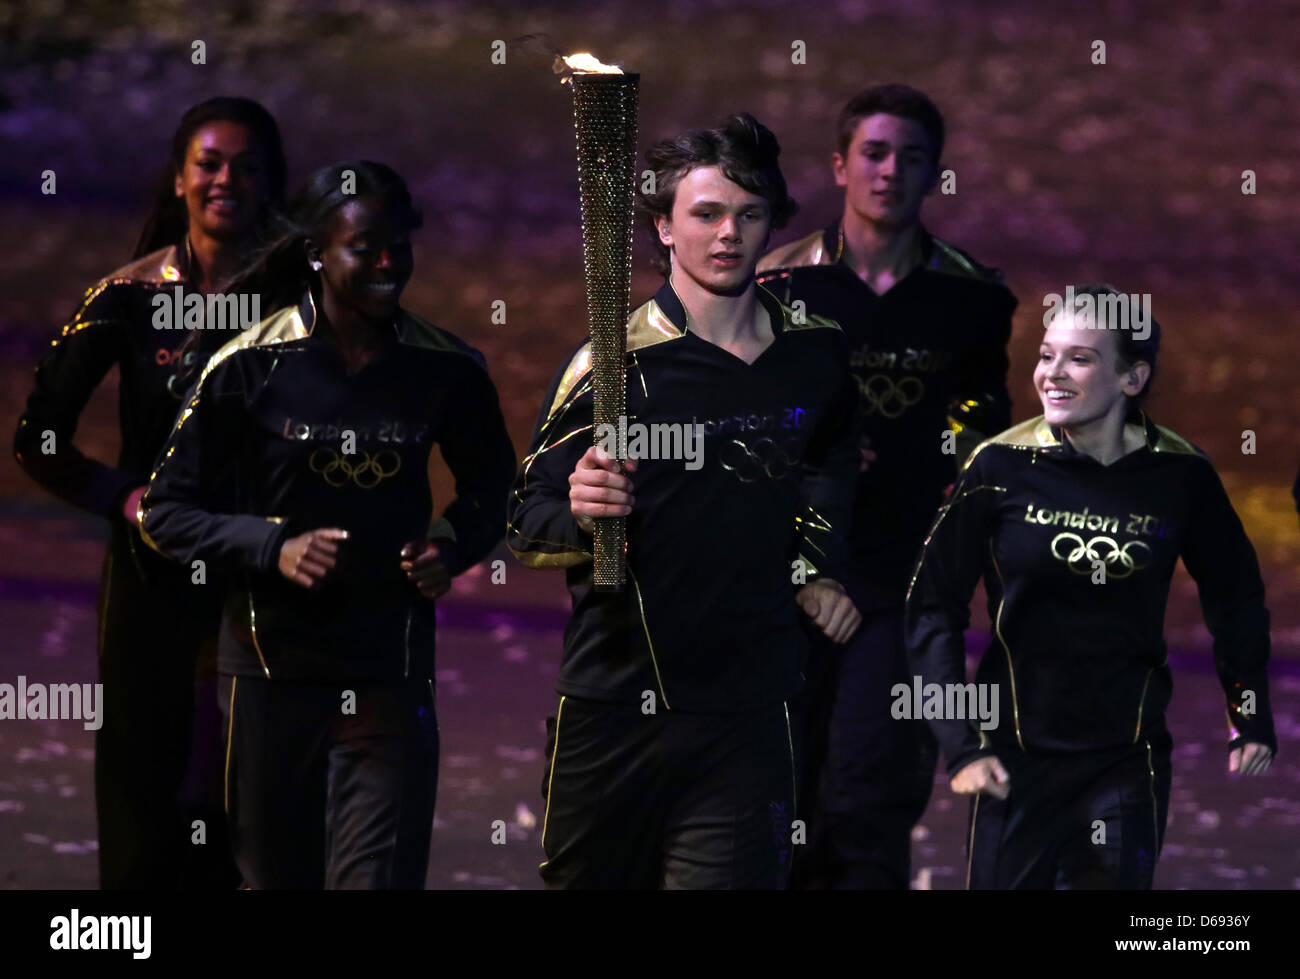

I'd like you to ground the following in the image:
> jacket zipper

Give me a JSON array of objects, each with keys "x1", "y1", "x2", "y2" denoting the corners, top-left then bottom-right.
[
  {"x1": 403, "y1": 606, "x2": 413, "y2": 677},
  {"x1": 1133, "y1": 668, "x2": 1154, "y2": 743},
  {"x1": 246, "y1": 583, "x2": 271, "y2": 678}
]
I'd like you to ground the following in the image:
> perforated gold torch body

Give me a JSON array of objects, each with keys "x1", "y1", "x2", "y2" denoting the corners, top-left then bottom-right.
[{"x1": 566, "y1": 65, "x2": 639, "y2": 592}]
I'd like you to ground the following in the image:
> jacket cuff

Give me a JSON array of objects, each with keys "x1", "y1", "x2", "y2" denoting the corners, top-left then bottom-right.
[
  {"x1": 430, "y1": 537, "x2": 465, "y2": 577},
  {"x1": 95, "y1": 469, "x2": 145, "y2": 522},
  {"x1": 426, "y1": 516, "x2": 465, "y2": 576},
  {"x1": 1227, "y1": 720, "x2": 1278, "y2": 756},
  {"x1": 943, "y1": 742, "x2": 996, "y2": 779},
  {"x1": 253, "y1": 517, "x2": 292, "y2": 575}
]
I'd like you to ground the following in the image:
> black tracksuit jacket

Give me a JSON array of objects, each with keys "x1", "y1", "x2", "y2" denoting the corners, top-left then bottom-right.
[
  {"x1": 14, "y1": 244, "x2": 219, "y2": 588},
  {"x1": 506, "y1": 280, "x2": 859, "y2": 713},
  {"x1": 140, "y1": 292, "x2": 517, "y2": 683},
  {"x1": 905, "y1": 414, "x2": 1277, "y2": 776},
  {"x1": 758, "y1": 221, "x2": 1015, "y2": 609}
]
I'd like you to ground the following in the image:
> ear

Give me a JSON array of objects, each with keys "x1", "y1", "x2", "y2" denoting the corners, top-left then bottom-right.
[
  {"x1": 304, "y1": 238, "x2": 322, "y2": 265},
  {"x1": 654, "y1": 214, "x2": 672, "y2": 248},
  {"x1": 1120, "y1": 360, "x2": 1151, "y2": 397},
  {"x1": 174, "y1": 169, "x2": 185, "y2": 198},
  {"x1": 831, "y1": 152, "x2": 848, "y2": 188}
]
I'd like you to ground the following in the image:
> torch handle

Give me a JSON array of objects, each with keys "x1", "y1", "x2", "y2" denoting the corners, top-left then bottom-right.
[
  {"x1": 571, "y1": 72, "x2": 639, "y2": 593},
  {"x1": 592, "y1": 514, "x2": 626, "y2": 592}
]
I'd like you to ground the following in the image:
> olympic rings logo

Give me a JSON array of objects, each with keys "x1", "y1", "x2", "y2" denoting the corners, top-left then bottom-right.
[
  {"x1": 1050, "y1": 533, "x2": 1152, "y2": 579},
  {"x1": 719, "y1": 436, "x2": 802, "y2": 482},
  {"x1": 859, "y1": 374, "x2": 924, "y2": 418},
  {"x1": 309, "y1": 448, "x2": 402, "y2": 489}
]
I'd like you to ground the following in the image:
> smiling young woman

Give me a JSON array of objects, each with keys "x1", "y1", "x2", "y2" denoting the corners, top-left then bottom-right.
[
  {"x1": 905, "y1": 283, "x2": 1275, "y2": 889},
  {"x1": 13, "y1": 96, "x2": 286, "y2": 890}
]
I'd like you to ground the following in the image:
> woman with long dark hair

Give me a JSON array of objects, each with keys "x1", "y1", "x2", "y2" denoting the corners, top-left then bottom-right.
[
  {"x1": 906, "y1": 285, "x2": 1275, "y2": 888},
  {"x1": 139, "y1": 161, "x2": 517, "y2": 889},
  {"x1": 13, "y1": 96, "x2": 287, "y2": 888}
]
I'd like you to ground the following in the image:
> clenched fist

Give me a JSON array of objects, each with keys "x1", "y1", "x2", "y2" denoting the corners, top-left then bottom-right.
[{"x1": 570, "y1": 445, "x2": 637, "y2": 535}]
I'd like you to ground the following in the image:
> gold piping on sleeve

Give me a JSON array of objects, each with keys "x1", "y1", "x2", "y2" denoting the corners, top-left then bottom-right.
[
  {"x1": 516, "y1": 424, "x2": 594, "y2": 491},
  {"x1": 795, "y1": 507, "x2": 834, "y2": 569},
  {"x1": 905, "y1": 483, "x2": 1006, "y2": 600},
  {"x1": 508, "y1": 421, "x2": 598, "y2": 567},
  {"x1": 966, "y1": 793, "x2": 981, "y2": 890}
]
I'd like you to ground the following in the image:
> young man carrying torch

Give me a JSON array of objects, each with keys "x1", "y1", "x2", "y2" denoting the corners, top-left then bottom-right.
[{"x1": 508, "y1": 113, "x2": 861, "y2": 889}]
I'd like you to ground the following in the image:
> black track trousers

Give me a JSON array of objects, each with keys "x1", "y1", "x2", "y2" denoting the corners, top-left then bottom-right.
[
  {"x1": 96, "y1": 524, "x2": 235, "y2": 889},
  {"x1": 14, "y1": 245, "x2": 239, "y2": 889},
  {"x1": 218, "y1": 674, "x2": 439, "y2": 889},
  {"x1": 966, "y1": 733, "x2": 1172, "y2": 889},
  {"x1": 792, "y1": 602, "x2": 937, "y2": 889},
  {"x1": 538, "y1": 696, "x2": 799, "y2": 890}
]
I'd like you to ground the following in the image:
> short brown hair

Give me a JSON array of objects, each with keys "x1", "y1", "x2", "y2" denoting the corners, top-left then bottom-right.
[
  {"x1": 640, "y1": 113, "x2": 797, "y2": 276},
  {"x1": 836, "y1": 84, "x2": 945, "y2": 162},
  {"x1": 1049, "y1": 282, "x2": 1162, "y2": 405}
]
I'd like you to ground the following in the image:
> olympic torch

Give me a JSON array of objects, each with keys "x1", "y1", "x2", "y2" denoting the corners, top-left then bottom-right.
[{"x1": 556, "y1": 53, "x2": 639, "y2": 592}]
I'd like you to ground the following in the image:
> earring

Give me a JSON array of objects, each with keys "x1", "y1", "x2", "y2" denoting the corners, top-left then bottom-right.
[{"x1": 310, "y1": 259, "x2": 323, "y2": 271}]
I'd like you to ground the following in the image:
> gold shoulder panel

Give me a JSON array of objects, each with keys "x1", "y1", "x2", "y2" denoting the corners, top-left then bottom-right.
[
  {"x1": 929, "y1": 237, "x2": 1004, "y2": 286},
  {"x1": 986, "y1": 415, "x2": 1059, "y2": 448},
  {"x1": 762, "y1": 284, "x2": 841, "y2": 332},
  {"x1": 102, "y1": 245, "x2": 185, "y2": 287},
  {"x1": 74, "y1": 245, "x2": 184, "y2": 313},
  {"x1": 195, "y1": 305, "x2": 308, "y2": 387},
  {"x1": 757, "y1": 230, "x2": 828, "y2": 272},
  {"x1": 963, "y1": 416, "x2": 1058, "y2": 471},
  {"x1": 545, "y1": 298, "x2": 686, "y2": 421},
  {"x1": 1151, "y1": 424, "x2": 1204, "y2": 457},
  {"x1": 546, "y1": 343, "x2": 593, "y2": 421}
]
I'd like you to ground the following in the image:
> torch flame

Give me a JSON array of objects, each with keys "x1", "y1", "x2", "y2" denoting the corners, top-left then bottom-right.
[
  {"x1": 564, "y1": 52, "x2": 624, "y2": 73},
  {"x1": 556, "y1": 51, "x2": 624, "y2": 83}
]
